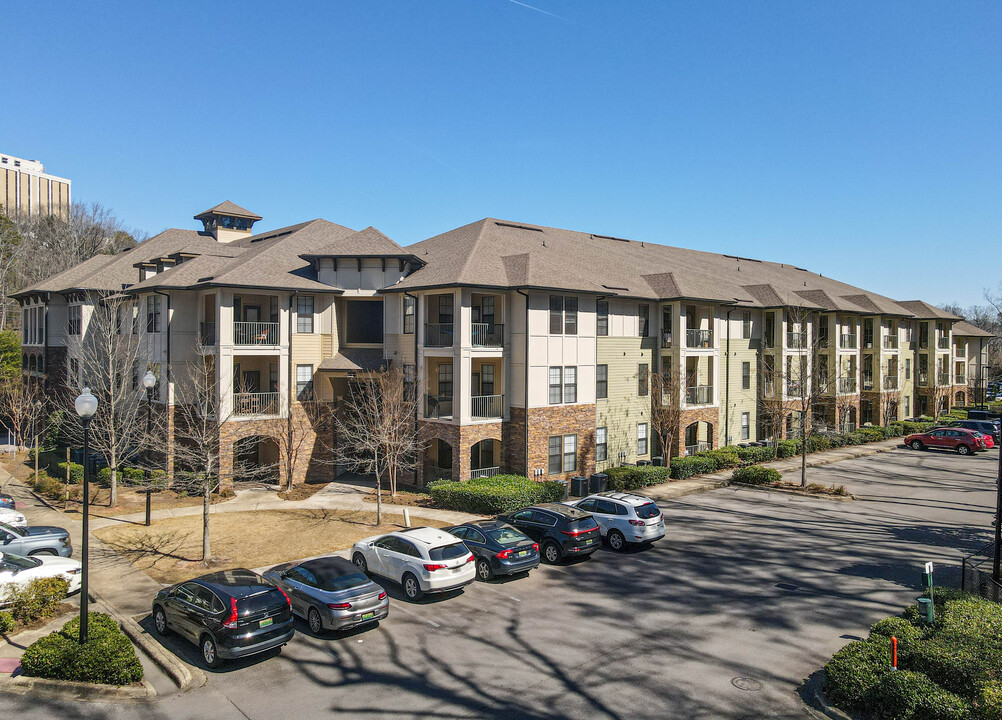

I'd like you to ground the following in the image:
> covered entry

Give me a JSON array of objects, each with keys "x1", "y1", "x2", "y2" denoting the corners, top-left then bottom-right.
[
  {"x1": 684, "y1": 422, "x2": 713, "y2": 456},
  {"x1": 470, "y1": 439, "x2": 501, "y2": 479},
  {"x1": 233, "y1": 435, "x2": 280, "y2": 483}
]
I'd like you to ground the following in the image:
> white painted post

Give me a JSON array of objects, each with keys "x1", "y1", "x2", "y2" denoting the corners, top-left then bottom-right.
[{"x1": 402, "y1": 508, "x2": 411, "y2": 528}]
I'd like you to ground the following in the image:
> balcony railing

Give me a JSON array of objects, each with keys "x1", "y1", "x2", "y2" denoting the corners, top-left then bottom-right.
[
  {"x1": 471, "y1": 394, "x2": 504, "y2": 420},
  {"x1": 956, "y1": 374, "x2": 967, "y2": 385},
  {"x1": 938, "y1": 372, "x2": 951, "y2": 385},
  {"x1": 764, "y1": 335, "x2": 776, "y2": 349},
  {"x1": 685, "y1": 442, "x2": 712, "y2": 456},
  {"x1": 425, "y1": 394, "x2": 453, "y2": 419},
  {"x1": 686, "y1": 385, "x2": 713, "y2": 405},
  {"x1": 470, "y1": 467, "x2": 501, "y2": 479},
  {"x1": 471, "y1": 323, "x2": 503, "y2": 348},
  {"x1": 862, "y1": 376, "x2": 874, "y2": 391},
  {"x1": 661, "y1": 332, "x2": 673, "y2": 349},
  {"x1": 200, "y1": 322, "x2": 216, "y2": 345},
  {"x1": 840, "y1": 334, "x2": 857, "y2": 349},
  {"x1": 233, "y1": 392, "x2": 280, "y2": 416},
  {"x1": 425, "y1": 323, "x2": 454, "y2": 347},
  {"x1": 787, "y1": 331, "x2": 807, "y2": 349},
  {"x1": 686, "y1": 329, "x2": 713, "y2": 349},
  {"x1": 838, "y1": 377, "x2": 857, "y2": 393},
  {"x1": 955, "y1": 346, "x2": 966, "y2": 357},
  {"x1": 883, "y1": 375, "x2": 898, "y2": 390},
  {"x1": 425, "y1": 465, "x2": 452, "y2": 482},
  {"x1": 938, "y1": 337, "x2": 950, "y2": 350},
  {"x1": 234, "y1": 322, "x2": 279, "y2": 345},
  {"x1": 883, "y1": 336, "x2": 898, "y2": 349},
  {"x1": 917, "y1": 372, "x2": 929, "y2": 386}
]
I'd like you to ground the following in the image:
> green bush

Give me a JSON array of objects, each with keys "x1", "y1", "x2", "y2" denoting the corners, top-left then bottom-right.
[
  {"x1": 428, "y1": 475, "x2": 566, "y2": 515},
  {"x1": 976, "y1": 680, "x2": 1002, "y2": 720},
  {"x1": 28, "y1": 471, "x2": 64, "y2": 499},
  {"x1": 857, "y1": 427, "x2": 886, "y2": 443},
  {"x1": 735, "y1": 445, "x2": 776, "y2": 463},
  {"x1": 870, "y1": 616, "x2": 924, "y2": 646},
  {"x1": 824, "y1": 639, "x2": 892, "y2": 713},
  {"x1": 776, "y1": 440, "x2": 798, "y2": 458},
  {"x1": 695, "y1": 448, "x2": 741, "y2": 470},
  {"x1": 806, "y1": 435, "x2": 833, "y2": 453},
  {"x1": 4, "y1": 577, "x2": 69, "y2": 625},
  {"x1": 20, "y1": 612, "x2": 143, "y2": 685},
  {"x1": 731, "y1": 465, "x2": 782, "y2": 485},
  {"x1": 868, "y1": 670, "x2": 968, "y2": 720},
  {"x1": 55, "y1": 461, "x2": 84, "y2": 484},
  {"x1": 605, "y1": 465, "x2": 671, "y2": 491},
  {"x1": 668, "y1": 455, "x2": 717, "y2": 479},
  {"x1": 0, "y1": 611, "x2": 13, "y2": 634}
]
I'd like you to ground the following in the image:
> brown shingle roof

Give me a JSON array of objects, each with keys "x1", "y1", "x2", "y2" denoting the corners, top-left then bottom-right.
[
  {"x1": 896, "y1": 300, "x2": 961, "y2": 320},
  {"x1": 194, "y1": 201, "x2": 262, "y2": 221},
  {"x1": 952, "y1": 320, "x2": 996, "y2": 338}
]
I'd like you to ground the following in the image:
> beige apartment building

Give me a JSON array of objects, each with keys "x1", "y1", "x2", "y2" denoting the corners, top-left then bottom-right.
[
  {"x1": 13, "y1": 203, "x2": 994, "y2": 487},
  {"x1": 0, "y1": 153, "x2": 71, "y2": 220}
]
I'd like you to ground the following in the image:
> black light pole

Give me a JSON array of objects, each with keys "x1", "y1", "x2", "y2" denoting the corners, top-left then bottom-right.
[
  {"x1": 74, "y1": 387, "x2": 98, "y2": 645},
  {"x1": 142, "y1": 370, "x2": 157, "y2": 527}
]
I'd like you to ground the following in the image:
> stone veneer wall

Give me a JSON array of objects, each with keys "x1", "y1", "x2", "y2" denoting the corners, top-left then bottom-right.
[
  {"x1": 678, "y1": 407, "x2": 719, "y2": 452},
  {"x1": 524, "y1": 404, "x2": 596, "y2": 481},
  {"x1": 417, "y1": 420, "x2": 506, "y2": 484}
]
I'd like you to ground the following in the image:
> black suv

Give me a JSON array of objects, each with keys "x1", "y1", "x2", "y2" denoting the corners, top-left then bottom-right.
[
  {"x1": 950, "y1": 420, "x2": 1000, "y2": 444},
  {"x1": 498, "y1": 504, "x2": 601, "y2": 564},
  {"x1": 152, "y1": 569, "x2": 294, "y2": 668}
]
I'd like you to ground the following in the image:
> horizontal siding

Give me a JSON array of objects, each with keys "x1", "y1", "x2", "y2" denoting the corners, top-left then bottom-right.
[{"x1": 596, "y1": 337, "x2": 653, "y2": 471}]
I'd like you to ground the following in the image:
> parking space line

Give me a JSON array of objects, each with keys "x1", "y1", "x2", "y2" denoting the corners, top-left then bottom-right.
[
  {"x1": 390, "y1": 602, "x2": 442, "y2": 628},
  {"x1": 476, "y1": 584, "x2": 521, "y2": 602}
]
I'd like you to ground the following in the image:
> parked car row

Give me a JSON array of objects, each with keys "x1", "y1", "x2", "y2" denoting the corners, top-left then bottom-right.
[{"x1": 151, "y1": 491, "x2": 667, "y2": 668}]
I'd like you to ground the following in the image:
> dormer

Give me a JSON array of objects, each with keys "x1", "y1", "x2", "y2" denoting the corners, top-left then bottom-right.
[{"x1": 194, "y1": 201, "x2": 262, "y2": 243}]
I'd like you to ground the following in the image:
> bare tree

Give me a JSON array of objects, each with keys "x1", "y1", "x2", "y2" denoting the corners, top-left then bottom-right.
[
  {"x1": 332, "y1": 367, "x2": 422, "y2": 525},
  {"x1": 0, "y1": 213, "x2": 24, "y2": 331},
  {"x1": 0, "y1": 376, "x2": 45, "y2": 482},
  {"x1": 881, "y1": 388, "x2": 902, "y2": 426},
  {"x1": 650, "y1": 364, "x2": 682, "y2": 459}
]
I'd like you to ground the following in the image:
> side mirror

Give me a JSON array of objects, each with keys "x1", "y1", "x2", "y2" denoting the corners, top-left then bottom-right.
[{"x1": 367, "y1": 542, "x2": 375, "y2": 548}]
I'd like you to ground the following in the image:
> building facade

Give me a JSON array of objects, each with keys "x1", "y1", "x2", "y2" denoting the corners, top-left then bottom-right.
[{"x1": 0, "y1": 153, "x2": 71, "y2": 220}]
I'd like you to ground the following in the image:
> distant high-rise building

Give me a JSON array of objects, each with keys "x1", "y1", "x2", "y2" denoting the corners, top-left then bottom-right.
[{"x1": 0, "y1": 153, "x2": 71, "y2": 220}]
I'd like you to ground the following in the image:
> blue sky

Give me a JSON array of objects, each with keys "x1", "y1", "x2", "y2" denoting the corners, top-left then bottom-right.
[{"x1": 3, "y1": 1, "x2": 999, "y2": 305}]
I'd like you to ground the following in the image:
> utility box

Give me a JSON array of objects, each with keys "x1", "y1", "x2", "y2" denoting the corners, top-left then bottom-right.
[
  {"x1": 570, "y1": 476, "x2": 588, "y2": 497},
  {"x1": 917, "y1": 597, "x2": 935, "y2": 624},
  {"x1": 637, "y1": 459, "x2": 652, "y2": 467},
  {"x1": 589, "y1": 473, "x2": 609, "y2": 493}
]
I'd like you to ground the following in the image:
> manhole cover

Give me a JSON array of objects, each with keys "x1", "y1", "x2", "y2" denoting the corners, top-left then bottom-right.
[{"x1": 731, "y1": 677, "x2": 763, "y2": 692}]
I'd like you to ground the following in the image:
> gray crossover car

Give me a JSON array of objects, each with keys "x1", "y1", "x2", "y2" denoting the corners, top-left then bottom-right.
[
  {"x1": 0, "y1": 521, "x2": 73, "y2": 557},
  {"x1": 263, "y1": 556, "x2": 388, "y2": 634}
]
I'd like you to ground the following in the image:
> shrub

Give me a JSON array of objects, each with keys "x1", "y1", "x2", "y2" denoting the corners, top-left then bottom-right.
[
  {"x1": 869, "y1": 617, "x2": 924, "y2": 646},
  {"x1": 20, "y1": 612, "x2": 143, "y2": 685},
  {"x1": 857, "y1": 427, "x2": 886, "y2": 443},
  {"x1": 696, "y1": 448, "x2": 741, "y2": 470},
  {"x1": 605, "y1": 465, "x2": 671, "y2": 491},
  {"x1": 732, "y1": 465, "x2": 781, "y2": 485},
  {"x1": 669, "y1": 455, "x2": 717, "y2": 479},
  {"x1": 806, "y1": 435, "x2": 833, "y2": 453},
  {"x1": 4, "y1": 577, "x2": 69, "y2": 625},
  {"x1": 868, "y1": 670, "x2": 968, "y2": 720},
  {"x1": 824, "y1": 639, "x2": 891, "y2": 713},
  {"x1": 96, "y1": 467, "x2": 111, "y2": 485},
  {"x1": 735, "y1": 445, "x2": 776, "y2": 464},
  {"x1": 976, "y1": 680, "x2": 1002, "y2": 720},
  {"x1": 0, "y1": 611, "x2": 13, "y2": 634},
  {"x1": 55, "y1": 461, "x2": 84, "y2": 484},
  {"x1": 29, "y1": 471, "x2": 64, "y2": 499},
  {"x1": 776, "y1": 440, "x2": 798, "y2": 458},
  {"x1": 428, "y1": 475, "x2": 566, "y2": 515}
]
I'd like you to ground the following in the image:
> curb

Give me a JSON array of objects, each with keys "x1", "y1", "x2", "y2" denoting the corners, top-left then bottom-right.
[
  {"x1": 0, "y1": 674, "x2": 156, "y2": 702},
  {"x1": 811, "y1": 687, "x2": 854, "y2": 720},
  {"x1": 728, "y1": 481, "x2": 857, "y2": 501}
]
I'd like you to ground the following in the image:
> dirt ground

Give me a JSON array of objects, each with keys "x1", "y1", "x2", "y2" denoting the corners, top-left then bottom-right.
[
  {"x1": 361, "y1": 488, "x2": 436, "y2": 508},
  {"x1": 277, "y1": 481, "x2": 330, "y2": 502},
  {"x1": 93, "y1": 508, "x2": 447, "y2": 585}
]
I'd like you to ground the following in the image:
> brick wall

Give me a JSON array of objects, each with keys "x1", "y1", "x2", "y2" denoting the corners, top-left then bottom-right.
[
  {"x1": 677, "y1": 406, "x2": 719, "y2": 451},
  {"x1": 525, "y1": 404, "x2": 596, "y2": 481}
]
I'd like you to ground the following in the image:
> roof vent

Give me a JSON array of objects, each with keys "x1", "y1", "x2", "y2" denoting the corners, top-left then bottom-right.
[
  {"x1": 723, "y1": 254, "x2": 763, "y2": 263},
  {"x1": 197, "y1": 276, "x2": 215, "y2": 283},
  {"x1": 495, "y1": 222, "x2": 543, "y2": 233}
]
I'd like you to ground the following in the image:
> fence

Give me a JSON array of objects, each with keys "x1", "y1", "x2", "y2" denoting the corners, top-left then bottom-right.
[{"x1": 961, "y1": 541, "x2": 1002, "y2": 603}]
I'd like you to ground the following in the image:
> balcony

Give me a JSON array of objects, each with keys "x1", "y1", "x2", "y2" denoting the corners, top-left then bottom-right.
[
  {"x1": 883, "y1": 336, "x2": 898, "y2": 350},
  {"x1": 686, "y1": 329, "x2": 713, "y2": 349},
  {"x1": 917, "y1": 372, "x2": 929, "y2": 387},
  {"x1": 686, "y1": 385, "x2": 713, "y2": 405},
  {"x1": 234, "y1": 322, "x2": 279, "y2": 346},
  {"x1": 956, "y1": 374, "x2": 967, "y2": 385},
  {"x1": 938, "y1": 337, "x2": 950, "y2": 350},
  {"x1": 838, "y1": 377, "x2": 857, "y2": 393},
  {"x1": 840, "y1": 334, "x2": 857, "y2": 349},
  {"x1": 955, "y1": 346, "x2": 966, "y2": 358},
  {"x1": 233, "y1": 392, "x2": 280, "y2": 417},
  {"x1": 786, "y1": 331, "x2": 806, "y2": 349},
  {"x1": 471, "y1": 394, "x2": 504, "y2": 420},
  {"x1": 425, "y1": 394, "x2": 453, "y2": 419},
  {"x1": 685, "y1": 442, "x2": 712, "y2": 456},
  {"x1": 471, "y1": 323, "x2": 503, "y2": 348},
  {"x1": 660, "y1": 332, "x2": 673, "y2": 349},
  {"x1": 425, "y1": 323, "x2": 454, "y2": 348},
  {"x1": 883, "y1": 375, "x2": 899, "y2": 390},
  {"x1": 200, "y1": 322, "x2": 216, "y2": 345},
  {"x1": 938, "y1": 372, "x2": 951, "y2": 385},
  {"x1": 862, "y1": 376, "x2": 874, "y2": 391}
]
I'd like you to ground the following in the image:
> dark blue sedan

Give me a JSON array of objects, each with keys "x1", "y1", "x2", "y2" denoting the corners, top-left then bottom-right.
[
  {"x1": 445, "y1": 520, "x2": 540, "y2": 581},
  {"x1": 0, "y1": 493, "x2": 14, "y2": 510}
]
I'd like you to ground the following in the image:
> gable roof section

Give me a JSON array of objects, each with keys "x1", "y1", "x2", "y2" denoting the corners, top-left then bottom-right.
[
  {"x1": 952, "y1": 320, "x2": 996, "y2": 338},
  {"x1": 896, "y1": 300, "x2": 961, "y2": 321},
  {"x1": 194, "y1": 201, "x2": 262, "y2": 221},
  {"x1": 301, "y1": 226, "x2": 414, "y2": 260}
]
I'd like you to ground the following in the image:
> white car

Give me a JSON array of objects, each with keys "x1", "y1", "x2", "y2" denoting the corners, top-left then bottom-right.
[
  {"x1": 351, "y1": 527, "x2": 476, "y2": 601},
  {"x1": 0, "y1": 550, "x2": 82, "y2": 604},
  {"x1": 568, "y1": 492, "x2": 666, "y2": 550},
  {"x1": 0, "y1": 508, "x2": 26, "y2": 530}
]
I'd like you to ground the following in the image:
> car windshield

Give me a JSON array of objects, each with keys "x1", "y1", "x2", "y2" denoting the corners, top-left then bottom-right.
[
  {"x1": 239, "y1": 588, "x2": 287, "y2": 614},
  {"x1": 635, "y1": 503, "x2": 661, "y2": 519},
  {"x1": 0, "y1": 553, "x2": 41, "y2": 573},
  {"x1": 0, "y1": 522, "x2": 24, "y2": 537},
  {"x1": 568, "y1": 517, "x2": 599, "y2": 532},
  {"x1": 429, "y1": 543, "x2": 469, "y2": 561},
  {"x1": 487, "y1": 527, "x2": 528, "y2": 546},
  {"x1": 317, "y1": 571, "x2": 369, "y2": 593}
]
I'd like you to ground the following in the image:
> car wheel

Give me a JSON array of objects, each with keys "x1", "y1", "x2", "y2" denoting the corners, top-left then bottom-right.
[
  {"x1": 201, "y1": 635, "x2": 221, "y2": 668},
  {"x1": 476, "y1": 557, "x2": 493, "y2": 582},
  {"x1": 402, "y1": 573, "x2": 423, "y2": 601},
  {"x1": 910, "y1": 440, "x2": 924, "y2": 451},
  {"x1": 307, "y1": 607, "x2": 323, "y2": 635},
  {"x1": 957, "y1": 444, "x2": 971, "y2": 456},
  {"x1": 27, "y1": 549, "x2": 57, "y2": 556},
  {"x1": 542, "y1": 542, "x2": 561, "y2": 564},
  {"x1": 608, "y1": 530, "x2": 627, "y2": 551},
  {"x1": 153, "y1": 605, "x2": 169, "y2": 636},
  {"x1": 352, "y1": 553, "x2": 368, "y2": 573}
]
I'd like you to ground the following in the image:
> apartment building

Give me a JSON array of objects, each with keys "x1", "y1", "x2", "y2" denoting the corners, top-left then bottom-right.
[
  {"x1": 13, "y1": 204, "x2": 991, "y2": 487},
  {"x1": 0, "y1": 153, "x2": 71, "y2": 220}
]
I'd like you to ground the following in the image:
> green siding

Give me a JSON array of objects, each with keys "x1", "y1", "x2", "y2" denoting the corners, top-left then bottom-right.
[{"x1": 596, "y1": 336, "x2": 654, "y2": 471}]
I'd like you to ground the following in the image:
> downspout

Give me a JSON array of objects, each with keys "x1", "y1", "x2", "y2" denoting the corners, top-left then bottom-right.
[
  {"x1": 516, "y1": 289, "x2": 530, "y2": 477},
  {"x1": 288, "y1": 291, "x2": 298, "y2": 489},
  {"x1": 153, "y1": 289, "x2": 172, "y2": 482},
  {"x1": 725, "y1": 307, "x2": 734, "y2": 447},
  {"x1": 152, "y1": 290, "x2": 171, "y2": 387},
  {"x1": 404, "y1": 292, "x2": 419, "y2": 480}
]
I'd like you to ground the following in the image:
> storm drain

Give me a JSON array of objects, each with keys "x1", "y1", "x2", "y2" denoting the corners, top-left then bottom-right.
[{"x1": 731, "y1": 677, "x2": 763, "y2": 692}]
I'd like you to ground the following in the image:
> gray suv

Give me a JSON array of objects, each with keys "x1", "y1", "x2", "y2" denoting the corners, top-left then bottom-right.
[
  {"x1": 569, "y1": 492, "x2": 666, "y2": 550},
  {"x1": 0, "y1": 522, "x2": 73, "y2": 557}
]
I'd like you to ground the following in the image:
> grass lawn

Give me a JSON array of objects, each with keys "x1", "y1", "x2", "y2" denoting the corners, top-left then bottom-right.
[{"x1": 93, "y1": 508, "x2": 447, "y2": 585}]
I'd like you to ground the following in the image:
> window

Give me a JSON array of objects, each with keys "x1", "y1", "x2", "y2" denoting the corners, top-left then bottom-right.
[
  {"x1": 548, "y1": 436, "x2": 562, "y2": 474},
  {"x1": 638, "y1": 363, "x2": 649, "y2": 397},
  {"x1": 563, "y1": 366, "x2": 577, "y2": 403},
  {"x1": 637, "y1": 423, "x2": 648, "y2": 456},
  {"x1": 270, "y1": 296, "x2": 279, "y2": 323},
  {"x1": 403, "y1": 363, "x2": 415, "y2": 402},
  {"x1": 68, "y1": 358, "x2": 79, "y2": 387},
  {"x1": 68, "y1": 305, "x2": 82, "y2": 336},
  {"x1": 549, "y1": 296, "x2": 563, "y2": 334},
  {"x1": 402, "y1": 296, "x2": 415, "y2": 334},
  {"x1": 480, "y1": 363, "x2": 495, "y2": 395},
  {"x1": 296, "y1": 365, "x2": 313, "y2": 399},
  {"x1": 638, "y1": 304, "x2": 649, "y2": 337},
  {"x1": 269, "y1": 363, "x2": 278, "y2": 393},
  {"x1": 297, "y1": 296, "x2": 314, "y2": 333},
  {"x1": 480, "y1": 296, "x2": 495, "y2": 325},
  {"x1": 741, "y1": 311, "x2": 751, "y2": 339},
  {"x1": 904, "y1": 396, "x2": 911, "y2": 416},
  {"x1": 549, "y1": 367, "x2": 562, "y2": 404},
  {"x1": 564, "y1": 297, "x2": 578, "y2": 335},
  {"x1": 597, "y1": 301, "x2": 609, "y2": 336},
  {"x1": 145, "y1": 296, "x2": 161, "y2": 333},
  {"x1": 742, "y1": 362, "x2": 751, "y2": 390},
  {"x1": 345, "y1": 300, "x2": 383, "y2": 343},
  {"x1": 437, "y1": 363, "x2": 453, "y2": 398},
  {"x1": 905, "y1": 359, "x2": 911, "y2": 380},
  {"x1": 436, "y1": 294, "x2": 454, "y2": 324},
  {"x1": 131, "y1": 302, "x2": 139, "y2": 334},
  {"x1": 563, "y1": 434, "x2": 577, "y2": 472},
  {"x1": 596, "y1": 365, "x2": 608, "y2": 399},
  {"x1": 596, "y1": 427, "x2": 607, "y2": 462},
  {"x1": 741, "y1": 412, "x2": 750, "y2": 440}
]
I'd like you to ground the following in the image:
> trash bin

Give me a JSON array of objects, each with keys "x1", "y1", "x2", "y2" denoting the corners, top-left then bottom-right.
[
  {"x1": 917, "y1": 597, "x2": 935, "y2": 624},
  {"x1": 589, "y1": 473, "x2": 608, "y2": 493},
  {"x1": 637, "y1": 459, "x2": 652, "y2": 467},
  {"x1": 570, "y1": 476, "x2": 589, "y2": 497},
  {"x1": 652, "y1": 456, "x2": 665, "y2": 467}
]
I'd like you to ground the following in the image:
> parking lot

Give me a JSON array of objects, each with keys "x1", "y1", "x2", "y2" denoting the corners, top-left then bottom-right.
[{"x1": 2, "y1": 445, "x2": 998, "y2": 720}]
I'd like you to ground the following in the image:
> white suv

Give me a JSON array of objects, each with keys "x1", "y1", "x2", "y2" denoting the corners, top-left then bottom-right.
[
  {"x1": 351, "y1": 527, "x2": 476, "y2": 601},
  {"x1": 569, "y1": 492, "x2": 666, "y2": 550}
]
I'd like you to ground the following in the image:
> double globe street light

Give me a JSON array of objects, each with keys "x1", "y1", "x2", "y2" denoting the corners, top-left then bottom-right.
[
  {"x1": 73, "y1": 387, "x2": 98, "y2": 645},
  {"x1": 142, "y1": 370, "x2": 157, "y2": 527}
]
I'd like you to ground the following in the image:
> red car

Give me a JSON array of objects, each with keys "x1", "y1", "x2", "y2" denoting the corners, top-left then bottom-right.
[
  {"x1": 904, "y1": 427, "x2": 987, "y2": 456},
  {"x1": 973, "y1": 431, "x2": 995, "y2": 449}
]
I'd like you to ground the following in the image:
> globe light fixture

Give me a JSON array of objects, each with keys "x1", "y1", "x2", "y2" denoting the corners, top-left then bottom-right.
[
  {"x1": 74, "y1": 387, "x2": 98, "y2": 419},
  {"x1": 142, "y1": 370, "x2": 157, "y2": 391}
]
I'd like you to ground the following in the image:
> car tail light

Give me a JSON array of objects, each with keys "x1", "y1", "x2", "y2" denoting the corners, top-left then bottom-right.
[
  {"x1": 327, "y1": 602, "x2": 352, "y2": 610},
  {"x1": 279, "y1": 587, "x2": 292, "y2": 609},
  {"x1": 61, "y1": 536, "x2": 70, "y2": 546},
  {"x1": 561, "y1": 526, "x2": 598, "y2": 537},
  {"x1": 629, "y1": 519, "x2": 646, "y2": 526},
  {"x1": 223, "y1": 597, "x2": 239, "y2": 629},
  {"x1": 465, "y1": 554, "x2": 475, "y2": 563},
  {"x1": 423, "y1": 563, "x2": 447, "y2": 571},
  {"x1": 496, "y1": 549, "x2": 513, "y2": 559},
  {"x1": 532, "y1": 543, "x2": 539, "y2": 552},
  {"x1": 378, "y1": 592, "x2": 387, "y2": 600}
]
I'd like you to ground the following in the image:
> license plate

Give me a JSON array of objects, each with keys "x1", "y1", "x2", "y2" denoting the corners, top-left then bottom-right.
[
  {"x1": 361, "y1": 612, "x2": 375, "y2": 620},
  {"x1": 585, "y1": 538, "x2": 597, "y2": 545},
  {"x1": 259, "y1": 617, "x2": 273, "y2": 628},
  {"x1": 517, "y1": 550, "x2": 528, "y2": 557}
]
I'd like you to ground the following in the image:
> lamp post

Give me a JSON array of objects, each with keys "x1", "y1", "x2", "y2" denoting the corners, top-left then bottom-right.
[
  {"x1": 74, "y1": 387, "x2": 98, "y2": 645},
  {"x1": 142, "y1": 370, "x2": 157, "y2": 527}
]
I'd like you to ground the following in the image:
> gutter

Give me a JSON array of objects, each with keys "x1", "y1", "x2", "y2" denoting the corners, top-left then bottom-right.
[
  {"x1": 404, "y1": 291, "x2": 419, "y2": 468},
  {"x1": 516, "y1": 289, "x2": 530, "y2": 477},
  {"x1": 725, "y1": 308, "x2": 734, "y2": 446},
  {"x1": 288, "y1": 291, "x2": 298, "y2": 488}
]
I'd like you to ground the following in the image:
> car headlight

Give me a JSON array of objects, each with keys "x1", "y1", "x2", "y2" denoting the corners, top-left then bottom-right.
[{"x1": 66, "y1": 568, "x2": 82, "y2": 575}]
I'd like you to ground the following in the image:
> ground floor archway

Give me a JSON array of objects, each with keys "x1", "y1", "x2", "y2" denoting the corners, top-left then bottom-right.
[
  {"x1": 470, "y1": 439, "x2": 501, "y2": 478},
  {"x1": 233, "y1": 435, "x2": 280, "y2": 483},
  {"x1": 683, "y1": 421, "x2": 713, "y2": 456}
]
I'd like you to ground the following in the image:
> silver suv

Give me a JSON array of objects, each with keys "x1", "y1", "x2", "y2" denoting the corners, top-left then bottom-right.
[{"x1": 570, "y1": 492, "x2": 665, "y2": 550}]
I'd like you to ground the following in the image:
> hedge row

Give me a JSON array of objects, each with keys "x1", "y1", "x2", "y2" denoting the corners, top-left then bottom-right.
[
  {"x1": 428, "y1": 475, "x2": 566, "y2": 515},
  {"x1": 20, "y1": 612, "x2": 143, "y2": 686},
  {"x1": 2, "y1": 577, "x2": 69, "y2": 626},
  {"x1": 605, "y1": 465, "x2": 671, "y2": 491},
  {"x1": 731, "y1": 465, "x2": 782, "y2": 485}
]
